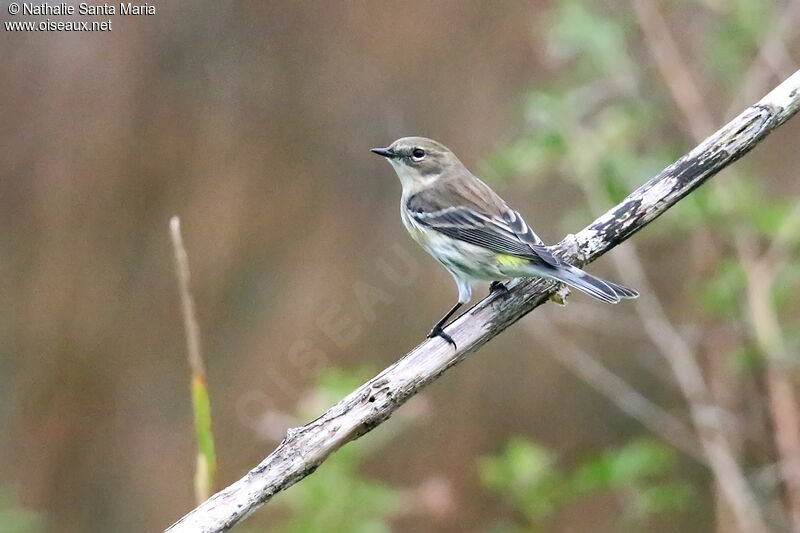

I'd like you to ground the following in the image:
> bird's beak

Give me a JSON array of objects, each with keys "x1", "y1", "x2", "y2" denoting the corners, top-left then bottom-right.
[{"x1": 370, "y1": 147, "x2": 395, "y2": 158}]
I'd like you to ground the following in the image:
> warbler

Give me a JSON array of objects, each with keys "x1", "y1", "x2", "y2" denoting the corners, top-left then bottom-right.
[{"x1": 372, "y1": 136, "x2": 638, "y2": 348}]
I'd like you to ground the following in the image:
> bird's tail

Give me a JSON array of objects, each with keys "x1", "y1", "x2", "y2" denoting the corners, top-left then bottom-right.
[{"x1": 537, "y1": 264, "x2": 639, "y2": 304}]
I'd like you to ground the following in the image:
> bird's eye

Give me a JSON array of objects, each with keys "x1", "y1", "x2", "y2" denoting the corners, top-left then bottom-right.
[{"x1": 411, "y1": 148, "x2": 426, "y2": 160}]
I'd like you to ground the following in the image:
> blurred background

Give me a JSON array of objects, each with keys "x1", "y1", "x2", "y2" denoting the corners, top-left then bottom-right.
[{"x1": 2, "y1": 1, "x2": 800, "y2": 531}]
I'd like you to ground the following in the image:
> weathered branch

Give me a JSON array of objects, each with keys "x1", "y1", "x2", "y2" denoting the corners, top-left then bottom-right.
[{"x1": 167, "y1": 70, "x2": 800, "y2": 532}]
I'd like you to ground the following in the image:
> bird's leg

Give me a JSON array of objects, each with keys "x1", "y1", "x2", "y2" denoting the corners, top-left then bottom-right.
[
  {"x1": 427, "y1": 302, "x2": 462, "y2": 349},
  {"x1": 489, "y1": 281, "x2": 509, "y2": 295}
]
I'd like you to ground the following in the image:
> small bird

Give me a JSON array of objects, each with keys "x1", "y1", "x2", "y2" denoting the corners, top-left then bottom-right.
[{"x1": 372, "y1": 136, "x2": 638, "y2": 348}]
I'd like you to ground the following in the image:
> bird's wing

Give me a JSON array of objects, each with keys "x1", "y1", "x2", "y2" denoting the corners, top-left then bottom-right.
[
  {"x1": 499, "y1": 209, "x2": 559, "y2": 267},
  {"x1": 407, "y1": 188, "x2": 560, "y2": 267}
]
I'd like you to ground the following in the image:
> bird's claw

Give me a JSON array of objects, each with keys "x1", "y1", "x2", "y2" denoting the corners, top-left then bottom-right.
[
  {"x1": 489, "y1": 281, "x2": 509, "y2": 295},
  {"x1": 427, "y1": 325, "x2": 457, "y2": 349}
]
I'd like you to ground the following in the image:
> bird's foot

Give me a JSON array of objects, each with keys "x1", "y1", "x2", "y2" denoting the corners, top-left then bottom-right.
[
  {"x1": 427, "y1": 324, "x2": 457, "y2": 349},
  {"x1": 489, "y1": 281, "x2": 509, "y2": 295},
  {"x1": 549, "y1": 283, "x2": 570, "y2": 305}
]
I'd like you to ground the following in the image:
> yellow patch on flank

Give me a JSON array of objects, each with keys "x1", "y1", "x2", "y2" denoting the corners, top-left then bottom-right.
[
  {"x1": 496, "y1": 254, "x2": 528, "y2": 268},
  {"x1": 409, "y1": 225, "x2": 428, "y2": 243}
]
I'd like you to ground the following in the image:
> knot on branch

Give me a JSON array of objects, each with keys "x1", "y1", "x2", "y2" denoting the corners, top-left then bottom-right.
[{"x1": 721, "y1": 104, "x2": 775, "y2": 155}]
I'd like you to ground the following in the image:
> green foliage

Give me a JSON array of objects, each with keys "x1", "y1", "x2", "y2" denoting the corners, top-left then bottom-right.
[
  {"x1": 478, "y1": 438, "x2": 566, "y2": 521},
  {"x1": 479, "y1": 438, "x2": 691, "y2": 531},
  {"x1": 695, "y1": 258, "x2": 746, "y2": 318},
  {"x1": 272, "y1": 446, "x2": 400, "y2": 533},
  {"x1": 481, "y1": 1, "x2": 676, "y2": 205},
  {"x1": 269, "y1": 368, "x2": 403, "y2": 533},
  {"x1": 479, "y1": 0, "x2": 798, "y2": 528},
  {"x1": 482, "y1": 130, "x2": 566, "y2": 184},
  {"x1": 548, "y1": 0, "x2": 634, "y2": 76},
  {"x1": 706, "y1": 0, "x2": 769, "y2": 82},
  {"x1": 671, "y1": 185, "x2": 728, "y2": 230},
  {"x1": 485, "y1": 0, "x2": 798, "y2": 343},
  {"x1": 0, "y1": 490, "x2": 42, "y2": 533},
  {"x1": 192, "y1": 375, "x2": 217, "y2": 503}
]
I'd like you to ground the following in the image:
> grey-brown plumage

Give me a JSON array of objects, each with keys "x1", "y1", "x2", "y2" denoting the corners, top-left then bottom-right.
[{"x1": 372, "y1": 136, "x2": 638, "y2": 348}]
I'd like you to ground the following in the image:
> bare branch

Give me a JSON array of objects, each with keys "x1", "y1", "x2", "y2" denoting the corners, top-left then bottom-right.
[
  {"x1": 631, "y1": 0, "x2": 715, "y2": 138},
  {"x1": 170, "y1": 217, "x2": 207, "y2": 382},
  {"x1": 611, "y1": 238, "x2": 769, "y2": 532},
  {"x1": 579, "y1": 128, "x2": 767, "y2": 528},
  {"x1": 526, "y1": 316, "x2": 704, "y2": 463},
  {"x1": 764, "y1": 197, "x2": 800, "y2": 264},
  {"x1": 631, "y1": 4, "x2": 800, "y2": 528},
  {"x1": 726, "y1": 0, "x2": 800, "y2": 116},
  {"x1": 738, "y1": 231, "x2": 800, "y2": 530},
  {"x1": 166, "y1": 70, "x2": 800, "y2": 533}
]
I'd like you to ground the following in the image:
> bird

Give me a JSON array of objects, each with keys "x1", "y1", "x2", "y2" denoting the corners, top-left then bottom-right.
[{"x1": 371, "y1": 136, "x2": 638, "y2": 349}]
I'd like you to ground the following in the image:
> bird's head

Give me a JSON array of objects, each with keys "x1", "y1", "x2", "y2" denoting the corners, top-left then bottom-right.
[{"x1": 371, "y1": 137, "x2": 463, "y2": 191}]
